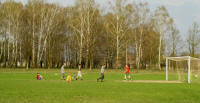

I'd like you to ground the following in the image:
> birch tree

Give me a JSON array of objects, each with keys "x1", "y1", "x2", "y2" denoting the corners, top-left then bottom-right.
[
  {"x1": 68, "y1": 0, "x2": 98, "y2": 69},
  {"x1": 25, "y1": 0, "x2": 41, "y2": 68},
  {"x1": 187, "y1": 22, "x2": 200, "y2": 57},
  {"x1": 0, "y1": 2, "x2": 4, "y2": 63},
  {"x1": 128, "y1": 2, "x2": 150, "y2": 69},
  {"x1": 81, "y1": 0, "x2": 99, "y2": 69},
  {"x1": 1, "y1": 0, "x2": 23, "y2": 67},
  {"x1": 37, "y1": 3, "x2": 61, "y2": 68},
  {"x1": 104, "y1": 0, "x2": 129, "y2": 68},
  {"x1": 68, "y1": 3, "x2": 85, "y2": 68},
  {"x1": 166, "y1": 18, "x2": 181, "y2": 56},
  {"x1": 154, "y1": 6, "x2": 169, "y2": 70}
]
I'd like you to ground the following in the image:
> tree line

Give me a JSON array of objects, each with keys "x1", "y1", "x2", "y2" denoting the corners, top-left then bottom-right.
[{"x1": 0, "y1": 0, "x2": 199, "y2": 70}]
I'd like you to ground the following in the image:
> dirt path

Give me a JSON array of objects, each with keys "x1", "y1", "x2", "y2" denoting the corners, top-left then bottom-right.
[{"x1": 119, "y1": 80, "x2": 184, "y2": 83}]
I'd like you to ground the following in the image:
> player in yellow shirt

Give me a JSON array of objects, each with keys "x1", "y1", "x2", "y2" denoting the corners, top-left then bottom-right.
[{"x1": 66, "y1": 73, "x2": 72, "y2": 82}]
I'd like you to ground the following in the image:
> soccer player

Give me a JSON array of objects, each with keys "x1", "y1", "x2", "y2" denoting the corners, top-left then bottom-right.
[
  {"x1": 97, "y1": 64, "x2": 106, "y2": 82},
  {"x1": 36, "y1": 73, "x2": 43, "y2": 80},
  {"x1": 61, "y1": 63, "x2": 65, "y2": 80},
  {"x1": 66, "y1": 73, "x2": 72, "y2": 82},
  {"x1": 36, "y1": 73, "x2": 40, "y2": 80},
  {"x1": 124, "y1": 65, "x2": 131, "y2": 80},
  {"x1": 39, "y1": 74, "x2": 43, "y2": 80},
  {"x1": 77, "y1": 64, "x2": 83, "y2": 80},
  {"x1": 73, "y1": 73, "x2": 77, "y2": 80}
]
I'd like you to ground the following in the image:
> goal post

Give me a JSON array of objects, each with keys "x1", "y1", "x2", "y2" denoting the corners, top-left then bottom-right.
[
  {"x1": 188, "y1": 56, "x2": 190, "y2": 83},
  {"x1": 166, "y1": 56, "x2": 200, "y2": 84},
  {"x1": 166, "y1": 58, "x2": 168, "y2": 81}
]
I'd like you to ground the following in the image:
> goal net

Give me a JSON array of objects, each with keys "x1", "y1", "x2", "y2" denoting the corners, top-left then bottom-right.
[{"x1": 166, "y1": 56, "x2": 200, "y2": 83}]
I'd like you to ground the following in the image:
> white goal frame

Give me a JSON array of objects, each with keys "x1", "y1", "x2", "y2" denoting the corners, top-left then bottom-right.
[{"x1": 166, "y1": 56, "x2": 200, "y2": 84}]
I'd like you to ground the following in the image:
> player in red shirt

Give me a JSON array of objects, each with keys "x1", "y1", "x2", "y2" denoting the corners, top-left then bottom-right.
[
  {"x1": 36, "y1": 73, "x2": 43, "y2": 80},
  {"x1": 124, "y1": 65, "x2": 131, "y2": 80},
  {"x1": 36, "y1": 73, "x2": 40, "y2": 80}
]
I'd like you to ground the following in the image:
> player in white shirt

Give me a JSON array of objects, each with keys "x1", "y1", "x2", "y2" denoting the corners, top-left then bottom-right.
[
  {"x1": 77, "y1": 64, "x2": 83, "y2": 80},
  {"x1": 61, "y1": 63, "x2": 65, "y2": 80},
  {"x1": 97, "y1": 64, "x2": 106, "y2": 82}
]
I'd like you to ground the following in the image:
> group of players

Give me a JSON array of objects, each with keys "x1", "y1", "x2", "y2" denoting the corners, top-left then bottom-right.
[
  {"x1": 61, "y1": 64, "x2": 83, "y2": 82},
  {"x1": 61, "y1": 64, "x2": 132, "y2": 82},
  {"x1": 97, "y1": 64, "x2": 132, "y2": 82},
  {"x1": 36, "y1": 63, "x2": 132, "y2": 82}
]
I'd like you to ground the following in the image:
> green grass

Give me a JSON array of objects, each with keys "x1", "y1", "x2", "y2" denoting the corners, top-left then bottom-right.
[{"x1": 0, "y1": 69, "x2": 200, "y2": 103}]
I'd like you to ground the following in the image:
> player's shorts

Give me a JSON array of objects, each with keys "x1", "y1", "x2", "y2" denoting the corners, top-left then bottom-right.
[
  {"x1": 101, "y1": 73, "x2": 104, "y2": 79},
  {"x1": 125, "y1": 73, "x2": 130, "y2": 77},
  {"x1": 62, "y1": 73, "x2": 65, "y2": 79},
  {"x1": 78, "y1": 74, "x2": 82, "y2": 78}
]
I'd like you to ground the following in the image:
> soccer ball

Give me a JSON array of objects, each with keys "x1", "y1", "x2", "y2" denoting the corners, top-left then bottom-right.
[
  {"x1": 55, "y1": 73, "x2": 58, "y2": 76},
  {"x1": 195, "y1": 75, "x2": 198, "y2": 78}
]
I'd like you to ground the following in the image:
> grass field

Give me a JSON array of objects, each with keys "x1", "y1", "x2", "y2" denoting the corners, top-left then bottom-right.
[{"x1": 0, "y1": 69, "x2": 200, "y2": 103}]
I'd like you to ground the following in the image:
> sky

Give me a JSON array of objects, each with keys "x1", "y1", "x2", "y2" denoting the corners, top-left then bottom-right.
[
  {"x1": 138, "y1": 0, "x2": 200, "y2": 37},
  {"x1": 8, "y1": 0, "x2": 200, "y2": 38}
]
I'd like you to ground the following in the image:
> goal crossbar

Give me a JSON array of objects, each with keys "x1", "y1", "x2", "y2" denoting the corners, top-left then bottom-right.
[
  {"x1": 166, "y1": 56, "x2": 200, "y2": 83},
  {"x1": 166, "y1": 56, "x2": 200, "y2": 61}
]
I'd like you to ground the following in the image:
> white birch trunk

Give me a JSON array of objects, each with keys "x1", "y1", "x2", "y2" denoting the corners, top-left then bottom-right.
[
  {"x1": 32, "y1": 7, "x2": 35, "y2": 67},
  {"x1": 85, "y1": 7, "x2": 90, "y2": 69},
  {"x1": 158, "y1": 31, "x2": 162, "y2": 70},
  {"x1": 8, "y1": 19, "x2": 11, "y2": 63},
  {"x1": 126, "y1": 44, "x2": 128, "y2": 65},
  {"x1": 116, "y1": 35, "x2": 119, "y2": 68},
  {"x1": 79, "y1": 33, "x2": 83, "y2": 65},
  {"x1": 134, "y1": 29, "x2": 139, "y2": 70},
  {"x1": 116, "y1": 15, "x2": 119, "y2": 68},
  {"x1": 19, "y1": 42, "x2": 22, "y2": 65}
]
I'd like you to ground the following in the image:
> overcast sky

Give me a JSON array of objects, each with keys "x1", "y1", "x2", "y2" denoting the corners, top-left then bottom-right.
[{"x1": 7, "y1": 0, "x2": 200, "y2": 38}]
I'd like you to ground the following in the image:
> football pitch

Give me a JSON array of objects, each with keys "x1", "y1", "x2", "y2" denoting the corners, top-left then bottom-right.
[{"x1": 0, "y1": 69, "x2": 199, "y2": 103}]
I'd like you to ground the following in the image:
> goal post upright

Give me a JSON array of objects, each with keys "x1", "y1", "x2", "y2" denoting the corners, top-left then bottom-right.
[
  {"x1": 166, "y1": 58, "x2": 168, "y2": 81},
  {"x1": 188, "y1": 56, "x2": 191, "y2": 84}
]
